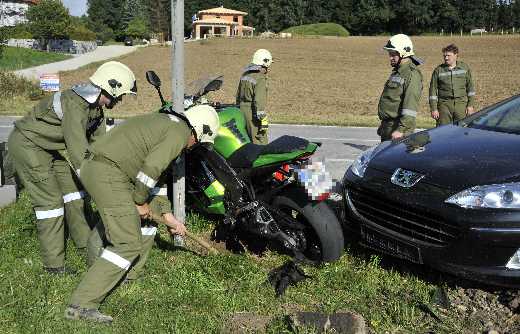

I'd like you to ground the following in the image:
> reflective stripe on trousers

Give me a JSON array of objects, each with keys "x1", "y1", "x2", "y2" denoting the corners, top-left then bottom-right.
[
  {"x1": 35, "y1": 207, "x2": 64, "y2": 220},
  {"x1": 63, "y1": 191, "x2": 86, "y2": 203},
  {"x1": 100, "y1": 248, "x2": 131, "y2": 270}
]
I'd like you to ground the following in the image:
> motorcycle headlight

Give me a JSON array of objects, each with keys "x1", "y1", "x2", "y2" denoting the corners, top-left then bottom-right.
[
  {"x1": 351, "y1": 142, "x2": 389, "y2": 178},
  {"x1": 445, "y1": 183, "x2": 520, "y2": 209}
]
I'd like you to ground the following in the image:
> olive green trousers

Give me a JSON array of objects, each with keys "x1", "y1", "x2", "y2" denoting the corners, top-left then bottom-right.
[
  {"x1": 436, "y1": 98, "x2": 468, "y2": 126},
  {"x1": 241, "y1": 105, "x2": 268, "y2": 145},
  {"x1": 87, "y1": 211, "x2": 158, "y2": 281},
  {"x1": 377, "y1": 119, "x2": 414, "y2": 142},
  {"x1": 8, "y1": 129, "x2": 92, "y2": 268},
  {"x1": 70, "y1": 158, "x2": 154, "y2": 309}
]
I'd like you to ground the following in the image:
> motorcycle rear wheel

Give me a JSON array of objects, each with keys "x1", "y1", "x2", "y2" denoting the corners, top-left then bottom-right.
[{"x1": 272, "y1": 188, "x2": 344, "y2": 262}]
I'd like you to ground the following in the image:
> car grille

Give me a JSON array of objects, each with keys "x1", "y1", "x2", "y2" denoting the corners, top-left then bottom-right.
[{"x1": 348, "y1": 188, "x2": 460, "y2": 246}]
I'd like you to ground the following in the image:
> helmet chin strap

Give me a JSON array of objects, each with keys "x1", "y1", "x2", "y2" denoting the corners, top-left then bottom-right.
[
  {"x1": 105, "y1": 94, "x2": 121, "y2": 109},
  {"x1": 159, "y1": 106, "x2": 198, "y2": 142}
]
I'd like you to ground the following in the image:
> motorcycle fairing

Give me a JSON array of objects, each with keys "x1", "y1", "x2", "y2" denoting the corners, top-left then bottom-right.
[{"x1": 214, "y1": 106, "x2": 251, "y2": 158}]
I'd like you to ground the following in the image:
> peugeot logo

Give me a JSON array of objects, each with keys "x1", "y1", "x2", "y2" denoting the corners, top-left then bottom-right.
[{"x1": 391, "y1": 168, "x2": 424, "y2": 188}]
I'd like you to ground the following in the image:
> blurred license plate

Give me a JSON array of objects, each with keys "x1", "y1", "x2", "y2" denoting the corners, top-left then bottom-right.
[{"x1": 361, "y1": 226, "x2": 422, "y2": 264}]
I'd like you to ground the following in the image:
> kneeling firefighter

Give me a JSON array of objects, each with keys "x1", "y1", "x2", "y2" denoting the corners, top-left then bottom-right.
[
  {"x1": 8, "y1": 61, "x2": 136, "y2": 274},
  {"x1": 236, "y1": 49, "x2": 273, "y2": 145},
  {"x1": 65, "y1": 105, "x2": 220, "y2": 324}
]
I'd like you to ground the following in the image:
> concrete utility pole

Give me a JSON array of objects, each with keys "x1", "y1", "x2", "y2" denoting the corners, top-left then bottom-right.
[{"x1": 171, "y1": 0, "x2": 185, "y2": 246}]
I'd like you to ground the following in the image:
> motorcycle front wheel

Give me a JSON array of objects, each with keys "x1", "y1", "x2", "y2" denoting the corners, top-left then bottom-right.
[{"x1": 272, "y1": 188, "x2": 344, "y2": 262}]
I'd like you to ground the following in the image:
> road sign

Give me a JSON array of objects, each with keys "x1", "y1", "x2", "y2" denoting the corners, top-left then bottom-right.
[{"x1": 39, "y1": 74, "x2": 60, "y2": 92}]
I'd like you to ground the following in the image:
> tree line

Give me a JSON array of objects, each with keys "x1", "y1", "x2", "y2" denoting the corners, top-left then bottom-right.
[{"x1": 86, "y1": 0, "x2": 520, "y2": 40}]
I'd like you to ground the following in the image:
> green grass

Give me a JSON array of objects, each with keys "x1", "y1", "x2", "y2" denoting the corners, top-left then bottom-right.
[
  {"x1": 0, "y1": 194, "x2": 481, "y2": 333},
  {"x1": 0, "y1": 47, "x2": 72, "y2": 71},
  {"x1": 282, "y1": 23, "x2": 350, "y2": 37}
]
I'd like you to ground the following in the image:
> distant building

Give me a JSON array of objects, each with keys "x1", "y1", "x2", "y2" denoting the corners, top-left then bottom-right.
[
  {"x1": 192, "y1": 6, "x2": 254, "y2": 39},
  {"x1": 0, "y1": 0, "x2": 39, "y2": 27}
]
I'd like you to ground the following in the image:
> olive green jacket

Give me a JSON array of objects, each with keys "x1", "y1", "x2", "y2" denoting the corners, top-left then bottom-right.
[
  {"x1": 236, "y1": 65, "x2": 268, "y2": 120},
  {"x1": 89, "y1": 113, "x2": 191, "y2": 206},
  {"x1": 378, "y1": 61, "x2": 423, "y2": 134},
  {"x1": 429, "y1": 61, "x2": 476, "y2": 111},
  {"x1": 14, "y1": 89, "x2": 105, "y2": 170}
]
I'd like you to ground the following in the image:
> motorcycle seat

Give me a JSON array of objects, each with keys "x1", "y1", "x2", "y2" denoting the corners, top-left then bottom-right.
[{"x1": 227, "y1": 135, "x2": 309, "y2": 168}]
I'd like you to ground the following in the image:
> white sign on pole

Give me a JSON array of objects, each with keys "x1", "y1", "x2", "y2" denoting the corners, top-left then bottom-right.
[{"x1": 39, "y1": 74, "x2": 60, "y2": 92}]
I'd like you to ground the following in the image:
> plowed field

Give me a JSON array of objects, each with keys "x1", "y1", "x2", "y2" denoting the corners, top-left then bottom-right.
[{"x1": 59, "y1": 36, "x2": 520, "y2": 127}]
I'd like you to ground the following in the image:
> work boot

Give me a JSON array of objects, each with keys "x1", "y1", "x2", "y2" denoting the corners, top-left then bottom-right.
[
  {"x1": 44, "y1": 267, "x2": 77, "y2": 275},
  {"x1": 64, "y1": 305, "x2": 113, "y2": 324}
]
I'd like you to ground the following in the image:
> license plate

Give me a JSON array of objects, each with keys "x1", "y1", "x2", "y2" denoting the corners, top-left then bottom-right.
[{"x1": 361, "y1": 226, "x2": 422, "y2": 264}]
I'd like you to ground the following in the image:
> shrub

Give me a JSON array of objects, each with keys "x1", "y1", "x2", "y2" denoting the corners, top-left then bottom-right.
[
  {"x1": 125, "y1": 18, "x2": 149, "y2": 40},
  {"x1": 69, "y1": 24, "x2": 96, "y2": 41},
  {"x1": 0, "y1": 71, "x2": 42, "y2": 100},
  {"x1": 0, "y1": 24, "x2": 33, "y2": 40},
  {"x1": 282, "y1": 23, "x2": 350, "y2": 37},
  {"x1": 27, "y1": 0, "x2": 71, "y2": 41}
]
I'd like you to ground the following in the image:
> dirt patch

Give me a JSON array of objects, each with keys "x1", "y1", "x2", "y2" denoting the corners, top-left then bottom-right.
[
  {"x1": 56, "y1": 36, "x2": 520, "y2": 127},
  {"x1": 433, "y1": 288, "x2": 520, "y2": 333},
  {"x1": 182, "y1": 230, "x2": 231, "y2": 256},
  {"x1": 222, "y1": 312, "x2": 273, "y2": 334}
]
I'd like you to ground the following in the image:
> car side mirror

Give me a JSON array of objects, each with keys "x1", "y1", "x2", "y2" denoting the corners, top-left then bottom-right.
[{"x1": 146, "y1": 71, "x2": 161, "y2": 88}]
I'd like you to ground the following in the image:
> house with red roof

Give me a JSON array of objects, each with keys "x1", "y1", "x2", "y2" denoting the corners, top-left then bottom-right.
[{"x1": 192, "y1": 6, "x2": 255, "y2": 39}]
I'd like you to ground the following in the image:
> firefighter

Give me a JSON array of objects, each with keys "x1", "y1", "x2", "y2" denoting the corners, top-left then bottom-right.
[
  {"x1": 429, "y1": 44, "x2": 476, "y2": 126},
  {"x1": 7, "y1": 61, "x2": 136, "y2": 274},
  {"x1": 65, "y1": 105, "x2": 220, "y2": 324},
  {"x1": 236, "y1": 49, "x2": 272, "y2": 144},
  {"x1": 377, "y1": 34, "x2": 423, "y2": 141}
]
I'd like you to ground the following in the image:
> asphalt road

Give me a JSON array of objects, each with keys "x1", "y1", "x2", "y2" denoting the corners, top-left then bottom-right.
[{"x1": 0, "y1": 117, "x2": 379, "y2": 205}]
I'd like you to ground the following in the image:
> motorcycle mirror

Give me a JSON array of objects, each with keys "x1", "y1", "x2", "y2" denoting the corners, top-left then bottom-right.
[{"x1": 146, "y1": 71, "x2": 161, "y2": 88}]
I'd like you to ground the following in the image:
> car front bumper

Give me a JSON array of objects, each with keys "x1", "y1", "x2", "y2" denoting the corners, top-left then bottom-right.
[{"x1": 342, "y1": 168, "x2": 520, "y2": 288}]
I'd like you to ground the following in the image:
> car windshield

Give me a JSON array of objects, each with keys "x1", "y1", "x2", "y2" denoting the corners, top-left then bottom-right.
[{"x1": 465, "y1": 96, "x2": 520, "y2": 135}]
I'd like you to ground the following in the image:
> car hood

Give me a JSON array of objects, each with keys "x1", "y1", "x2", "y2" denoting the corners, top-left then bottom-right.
[{"x1": 368, "y1": 125, "x2": 520, "y2": 191}]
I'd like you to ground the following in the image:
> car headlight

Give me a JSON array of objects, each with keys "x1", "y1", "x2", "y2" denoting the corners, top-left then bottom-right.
[
  {"x1": 445, "y1": 183, "x2": 520, "y2": 209},
  {"x1": 350, "y1": 142, "x2": 389, "y2": 178}
]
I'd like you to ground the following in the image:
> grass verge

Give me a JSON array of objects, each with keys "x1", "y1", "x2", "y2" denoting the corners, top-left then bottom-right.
[
  {"x1": 0, "y1": 47, "x2": 71, "y2": 71},
  {"x1": 0, "y1": 193, "x2": 488, "y2": 333}
]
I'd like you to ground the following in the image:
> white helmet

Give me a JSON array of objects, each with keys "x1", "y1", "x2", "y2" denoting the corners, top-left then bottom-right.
[
  {"x1": 184, "y1": 105, "x2": 220, "y2": 144},
  {"x1": 383, "y1": 34, "x2": 415, "y2": 58},
  {"x1": 252, "y1": 49, "x2": 273, "y2": 68},
  {"x1": 89, "y1": 61, "x2": 137, "y2": 99}
]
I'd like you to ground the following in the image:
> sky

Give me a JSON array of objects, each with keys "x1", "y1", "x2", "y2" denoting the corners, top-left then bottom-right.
[{"x1": 62, "y1": 0, "x2": 88, "y2": 17}]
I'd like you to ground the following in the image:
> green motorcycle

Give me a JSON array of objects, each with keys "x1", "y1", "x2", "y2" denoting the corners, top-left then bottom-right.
[{"x1": 146, "y1": 71, "x2": 344, "y2": 262}]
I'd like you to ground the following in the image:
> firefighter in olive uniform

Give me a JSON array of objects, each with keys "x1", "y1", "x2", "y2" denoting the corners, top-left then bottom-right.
[
  {"x1": 8, "y1": 61, "x2": 136, "y2": 274},
  {"x1": 65, "y1": 105, "x2": 220, "y2": 324},
  {"x1": 378, "y1": 34, "x2": 423, "y2": 141},
  {"x1": 236, "y1": 49, "x2": 272, "y2": 144},
  {"x1": 429, "y1": 44, "x2": 476, "y2": 126}
]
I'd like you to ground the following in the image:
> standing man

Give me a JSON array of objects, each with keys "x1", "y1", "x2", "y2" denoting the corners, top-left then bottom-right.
[
  {"x1": 65, "y1": 105, "x2": 220, "y2": 324},
  {"x1": 377, "y1": 34, "x2": 423, "y2": 141},
  {"x1": 429, "y1": 44, "x2": 476, "y2": 126},
  {"x1": 8, "y1": 61, "x2": 136, "y2": 274},
  {"x1": 236, "y1": 49, "x2": 272, "y2": 144}
]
